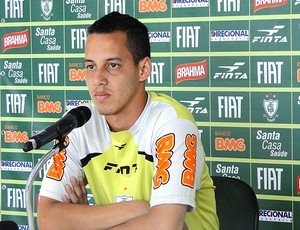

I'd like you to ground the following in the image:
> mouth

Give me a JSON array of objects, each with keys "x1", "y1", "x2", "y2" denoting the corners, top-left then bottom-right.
[{"x1": 94, "y1": 91, "x2": 110, "y2": 102}]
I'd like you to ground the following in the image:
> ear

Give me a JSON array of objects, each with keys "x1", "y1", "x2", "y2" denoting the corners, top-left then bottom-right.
[{"x1": 138, "y1": 57, "x2": 152, "y2": 81}]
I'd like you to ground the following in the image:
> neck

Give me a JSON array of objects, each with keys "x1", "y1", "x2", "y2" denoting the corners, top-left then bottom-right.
[{"x1": 106, "y1": 92, "x2": 148, "y2": 132}]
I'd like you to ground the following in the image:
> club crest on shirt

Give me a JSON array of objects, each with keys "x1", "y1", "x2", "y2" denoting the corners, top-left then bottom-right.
[{"x1": 115, "y1": 195, "x2": 133, "y2": 203}]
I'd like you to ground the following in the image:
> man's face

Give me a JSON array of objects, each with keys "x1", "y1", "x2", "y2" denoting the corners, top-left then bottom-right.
[{"x1": 84, "y1": 32, "x2": 145, "y2": 117}]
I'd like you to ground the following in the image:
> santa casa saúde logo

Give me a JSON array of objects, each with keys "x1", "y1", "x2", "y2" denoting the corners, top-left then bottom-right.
[{"x1": 2, "y1": 29, "x2": 29, "y2": 52}]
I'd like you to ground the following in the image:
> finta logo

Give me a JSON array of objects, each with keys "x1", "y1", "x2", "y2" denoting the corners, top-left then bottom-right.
[
  {"x1": 2, "y1": 29, "x2": 29, "y2": 52},
  {"x1": 254, "y1": 0, "x2": 288, "y2": 13},
  {"x1": 175, "y1": 60, "x2": 207, "y2": 84},
  {"x1": 214, "y1": 62, "x2": 248, "y2": 80},
  {"x1": 180, "y1": 97, "x2": 207, "y2": 114},
  {"x1": 252, "y1": 25, "x2": 287, "y2": 43}
]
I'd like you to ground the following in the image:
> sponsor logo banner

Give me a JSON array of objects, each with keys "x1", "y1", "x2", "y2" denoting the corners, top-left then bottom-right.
[{"x1": 2, "y1": 29, "x2": 29, "y2": 52}]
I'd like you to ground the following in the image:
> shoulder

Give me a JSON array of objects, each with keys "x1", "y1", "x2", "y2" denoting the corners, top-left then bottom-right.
[{"x1": 148, "y1": 92, "x2": 196, "y2": 124}]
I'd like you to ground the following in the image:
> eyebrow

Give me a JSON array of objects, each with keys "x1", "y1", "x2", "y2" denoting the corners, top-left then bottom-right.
[
  {"x1": 84, "y1": 57, "x2": 123, "y2": 63},
  {"x1": 84, "y1": 59, "x2": 93, "y2": 63}
]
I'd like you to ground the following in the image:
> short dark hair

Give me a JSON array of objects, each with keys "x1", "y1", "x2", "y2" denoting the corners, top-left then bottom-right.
[{"x1": 87, "y1": 11, "x2": 151, "y2": 65}]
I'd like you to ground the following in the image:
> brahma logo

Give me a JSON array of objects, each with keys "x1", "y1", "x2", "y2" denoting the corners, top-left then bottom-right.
[
  {"x1": 297, "y1": 175, "x2": 300, "y2": 195},
  {"x1": 2, "y1": 29, "x2": 29, "y2": 52},
  {"x1": 254, "y1": 0, "x2": 288, "y2": 13},
  {"x1": 175, "y1": 60, "x2": 207, "y2": 84},
  {"x1": 297, "y1": 62, "x2": 300, "y2": 82}
]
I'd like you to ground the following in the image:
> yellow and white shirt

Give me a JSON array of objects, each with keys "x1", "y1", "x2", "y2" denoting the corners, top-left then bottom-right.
[{"x1": 40, "y1": 92, "x2": 219, "y2": 229}]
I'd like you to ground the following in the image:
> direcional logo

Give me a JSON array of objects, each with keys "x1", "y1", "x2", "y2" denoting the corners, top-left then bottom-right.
[
  {"x1": 252, "y1": 25, "x2": 287, "y2": 43},
  {"x1": 211, "y1": 30, "x2": 249, "y2": 41},
  {"x1": 148, "y1": 31, "x2": 171, "y2": 43},
  {"x1": 254, "y1": 0, "x2": 288, "y2": 13},
  {"x1": 263, "y1": 93, "x2": 279, "y2": 122},
  {"x1": 175, "y1": 60, "x2": 207, "y2": 84},
  {"x1": 214, "y1": 62, "x2": 247, "y2": 80},
  {"x1": 41, "y1": 0, "x2": 53, "y2": 20},
  {"x1": 172, "y1": 0, "x2": 209, "y2": 8},
  {"x1": 259, "y1": 209, "x2": 292, "y2": 223},
  {"x1": 2, "y1": 29, "x2": 29, "y2": 52}
]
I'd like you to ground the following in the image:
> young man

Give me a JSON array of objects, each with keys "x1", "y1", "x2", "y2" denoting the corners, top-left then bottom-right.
[{"x1": 38, "y1": 12, "x2": 219, "y2": 230}]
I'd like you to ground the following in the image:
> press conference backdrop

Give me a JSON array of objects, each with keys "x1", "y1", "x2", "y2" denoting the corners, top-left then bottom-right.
[{"x1": 0, "y1": 0, "x2": 300, "y2": 229}]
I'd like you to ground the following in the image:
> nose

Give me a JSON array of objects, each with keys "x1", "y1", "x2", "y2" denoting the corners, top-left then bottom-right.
[{"x1": 93, "y1": 68, "x2": 108, "y2": 86}]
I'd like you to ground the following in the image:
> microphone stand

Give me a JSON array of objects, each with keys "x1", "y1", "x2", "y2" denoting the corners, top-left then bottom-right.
[{"x1": 25, "y1": 139, "x2": 68, "y2": 230}]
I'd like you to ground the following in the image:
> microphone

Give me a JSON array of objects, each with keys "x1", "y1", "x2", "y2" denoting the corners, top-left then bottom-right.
[
  {"x1": 0, "y1": 220, "x2": 18, "y2": 230},
  {"x1": 23, "y1": 106, "x2": 91, "y2": 152}
]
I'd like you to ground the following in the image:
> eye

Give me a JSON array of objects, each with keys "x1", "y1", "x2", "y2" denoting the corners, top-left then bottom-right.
[
  {"x1": 108, "y1": 63, "x2": 120, "y2": 69},
  {"x1": 86, "y1": 64, "x2": 95, "y2": 70}
]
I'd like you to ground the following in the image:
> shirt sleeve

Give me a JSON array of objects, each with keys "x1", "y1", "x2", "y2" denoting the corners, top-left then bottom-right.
[
  {"x1": 39, "y1": 134, "x2": 85, "y2": 202},
  {"x1": 150, "y1": 118, "x2": 204, "y2": 211}
]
